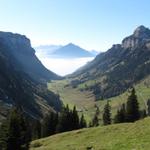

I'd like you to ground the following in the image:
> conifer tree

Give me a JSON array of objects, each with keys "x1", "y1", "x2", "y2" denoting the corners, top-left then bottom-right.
[
  {"x1": 56, "y1": 105, "x2": 80, "y2": 133},
  {"x1": 88, "y1": 121, "x2": 93, "y2": 128},
  {"x1": 41, "y1": 111, "x2": 58, "y2": 137},
  {"x1": 6, "y1": 107, "x2": 31, "y2": 150},
  {"x1": 114, "y1": 103, "x2": 126, "y2": 123},
  {"x1": 92, "y1": 114, "x2": 99, "y2": 127},
  {"x1": 102, "y1": 101, "x2": 111, "y2": 125},
  {"x1": 79, "y1": 114, "x2": 87, "y2": 128},
  {"x1": 147, "y1": 99, "x2": 150, "y2": 116},
  {"x1": 71, "y1": 106, "x2": 79, "y2": 130},
  {"x1": 56, "y1": 105, "x2": 70, "y2": 133},
  {"x1": 126, "y1": 88, "x2": 140, "y2": 122}
]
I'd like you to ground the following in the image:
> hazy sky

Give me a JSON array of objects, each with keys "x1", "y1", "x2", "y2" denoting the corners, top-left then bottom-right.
[{"x1": 0, "y1": 0, "x2": 150, "y2": 51}]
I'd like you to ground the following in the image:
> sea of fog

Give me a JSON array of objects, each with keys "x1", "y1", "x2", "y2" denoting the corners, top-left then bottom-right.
[{"x1": 36, "y1": 52, "x2": 94, "y2": 76}]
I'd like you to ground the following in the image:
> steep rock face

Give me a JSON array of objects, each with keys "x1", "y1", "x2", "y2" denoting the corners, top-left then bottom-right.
[
  {"x1": 0, "y1": 32, "x2": 62, "y2": 120},
  {"x1": 122, "y1": 26, "x2": 150, "y2": 49},
  {"x1": 70, "y1": 26, "x2": 150, "y2": 99},
  {"x1": 0, "y1": 32, "x2": 60, "y2": 83}
]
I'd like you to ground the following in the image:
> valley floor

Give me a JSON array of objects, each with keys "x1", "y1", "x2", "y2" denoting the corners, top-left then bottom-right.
[
  {"x1": 30, "y1": 117, "x2": 150, "y2": 150},
  {"x1": 48, "y1": 77, "x2": 150, "y2": 121}
]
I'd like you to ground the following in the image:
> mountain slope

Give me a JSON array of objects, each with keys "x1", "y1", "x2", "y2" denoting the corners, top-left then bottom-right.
[
  {"x1": 35, "y1": 45, "x2": 62, "y2": 56},
  {"x1": 48, "y1": 76, "x2": 150, "y2": 121},
  {"x1": 70, "y1": 25, "x2": 150, "y2": 99},
  {"x1": 0, "y1": 32, "x2": 62, "y2": 120},
  {"x1": 30, "y1": 117, "x2": 150, "y2": 150},
  {"x1": 52, "y1": 43, "x2": 95, "y2": 58},
  {"x1": 0, "y1": 32, "x2": 60, "y2": 83}
]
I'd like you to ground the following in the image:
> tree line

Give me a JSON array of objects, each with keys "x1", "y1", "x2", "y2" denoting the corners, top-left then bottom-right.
[
  {"x1": 0, "y1": 105, "x2": 87, "y2": 150},
  {"x1": 91, "y1": 88, "x2": 149, "y2": 127},
  {"x1": 41, "y1": 105, "x2": 87, "y2": 138},
  {"x1": 0, "y1": 87, "x2": 150, "y2": 149}
]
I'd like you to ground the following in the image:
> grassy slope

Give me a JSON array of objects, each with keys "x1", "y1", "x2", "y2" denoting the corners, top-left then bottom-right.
[
  {"x1": 48, "y1": 80, "x2": 94, "y2": 121},
  {"x1": 48, "y1": 77, "x2": 150, "y2": 121},
  {"x1": 30, "y1": 117, "x2": 150, "y2": 150}
]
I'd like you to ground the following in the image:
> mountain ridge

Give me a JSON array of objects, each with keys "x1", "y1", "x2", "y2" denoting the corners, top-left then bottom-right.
[
  {"x1": 0, "y1": 31, "x2": 61, "y2": 83},
  {"x1": 0, "y1": 31, "x2": 62, "y2": 120},
  {"x1": 69, "y1": 25, "x2": 150, "y2": 99}
]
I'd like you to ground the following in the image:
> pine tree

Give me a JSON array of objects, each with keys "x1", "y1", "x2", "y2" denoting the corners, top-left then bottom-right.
[
  {"x1": 114, "y1": 103, "x2": 126, "y2": 123},
  {"x1": 88, "y1": 121, "x2": 93, "y2": 128},
  {"x1": 56, "y1": 105, "x2": 80, "y2": 133},
  {"x1": 92, "y1": 114, "x2": 99, "y2": 127},
  {"x1": 56, "y1": 105, "x2": 70, "y2": 133},
  {"x1": 79, "y1": 114, "x2": 87, "y2": 128},
  {"x1": 41, "y1": 111, "x2": 58, "y2": 137},
  {"x1": 6, "y1": 107, "x2": 31, "y2": 150},
  {"x1": 71, "y1": 106, "x2": 79, "y2": 130},
  {"x1": 102, "y1": 101, "x2": 111, "y2": 125},
  {"x1": 126, "y1": 88, "x2": 140, "y2": 122},
  {"x1": 147, "y1": 99, "x2": 150, "y2": 116}
]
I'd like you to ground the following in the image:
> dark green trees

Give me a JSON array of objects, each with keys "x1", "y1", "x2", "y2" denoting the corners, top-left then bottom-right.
[
  {"x1": 103, "y1": 101, "x2": 111, "y2": 125},
  {"x1": 147, "y1": 99, "x2": 150, "y2": 116},
  {"x1": 114, "y1": 88, "x2": 142, "y2": 123},
  {"x1": 56, "y1": 105, "x2": 80, "y2": 133},
  {"x1": 114, "y1": 104, "x2": 126, "y2": 123},
  {"x1": 40, "y1": 105, "x2": 87, "y2": 137},
  {"x1": 126, "y1": 88, "x2": 140, "y2": 122},
  {"x1": 92, "y1": 107, "x2": 99, "y2": 127},
  {"x1": 56, "y1": 105, "x2": 71, "y2": 133},
  {"x1": 0, "y1": 107, "x2": 31, "y2": 150},
  {"x1": 42, "y1": 112, "x2": 58, "y2": 137},
  {"x1": 71, "y1": 106, "x2": 80, "y2": 129},
  {"x1": 79, "y1": 114, "x2": 87, "y2": 128}
]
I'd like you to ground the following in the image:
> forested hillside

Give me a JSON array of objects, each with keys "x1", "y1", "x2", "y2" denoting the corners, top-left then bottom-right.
[{"x1": 70, "y1": 26, "x2": 150, "y2": 99}]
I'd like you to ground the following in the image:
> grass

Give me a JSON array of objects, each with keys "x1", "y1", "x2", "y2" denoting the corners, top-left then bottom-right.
[
  {"x1": 48, "y1": 79, "x2": 94, "y2": 121},
  {"x1": 30, "y1": 117, "x2": 150, "y2": 150},
  {"x1": 48, "y1": 76, "x2": 150, "y2": 122}
]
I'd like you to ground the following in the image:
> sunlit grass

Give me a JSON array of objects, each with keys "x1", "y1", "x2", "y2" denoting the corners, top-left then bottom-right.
[{"x1": 30, "y1": 117, "x2": 150, "y2": 150}]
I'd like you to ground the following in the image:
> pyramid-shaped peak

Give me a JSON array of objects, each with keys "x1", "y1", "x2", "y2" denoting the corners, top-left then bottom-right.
[
  {"x1": 66, "y1": 43, "x2": 78, "y2": 47},
  {"x1": 133, "y1": 25, "x2": 150, "y2": 38}
]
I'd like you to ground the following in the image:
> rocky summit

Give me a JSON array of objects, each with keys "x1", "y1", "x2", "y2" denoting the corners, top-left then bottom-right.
[{"x1": 122, "y1": 25, "x2": 150, "y2": 49}]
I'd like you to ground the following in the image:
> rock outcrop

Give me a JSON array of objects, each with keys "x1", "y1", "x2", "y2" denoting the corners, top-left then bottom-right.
[{"x1": 122, "y1": 26, "x2": 150, "y2": 49}]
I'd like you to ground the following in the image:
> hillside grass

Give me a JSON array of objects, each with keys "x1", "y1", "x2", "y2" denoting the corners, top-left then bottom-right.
[
  {"x1": 48, "y1": 76, "x2": 150, "y2": 122},
  {"x1": 48, "y1": 80, "x2": 94, "y2": 121},
  {"x1": 30, "y1": 117, "x2": 150, "y2": 150}
]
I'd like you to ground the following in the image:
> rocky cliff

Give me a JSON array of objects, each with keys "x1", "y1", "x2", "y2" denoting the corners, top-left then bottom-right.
[
  {"x1": 122, "y1": 25, "x2": 150, "y2": 49},
  {"x1": 0, "y1": 32, "x2": 62, "y2": 121},
  {"x1": 0, "y1": 32, "x2": 60, "y2": 83}
]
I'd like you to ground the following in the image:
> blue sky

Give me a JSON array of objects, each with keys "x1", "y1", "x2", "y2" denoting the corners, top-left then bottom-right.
[{"x1": 0, "y1": 0, "x2": 150, "y2": 51}]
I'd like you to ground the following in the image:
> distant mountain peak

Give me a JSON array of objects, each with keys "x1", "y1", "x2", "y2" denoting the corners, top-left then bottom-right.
[
  {"x1": 65, "y1": 43, "x2": 81, "y2": 49},
  {"x1": 52, "y1": 43, "x2": 95, "y2": 58},
  {"x1": 67, "y1": 42, "x2": 74, "y2": 46}
]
